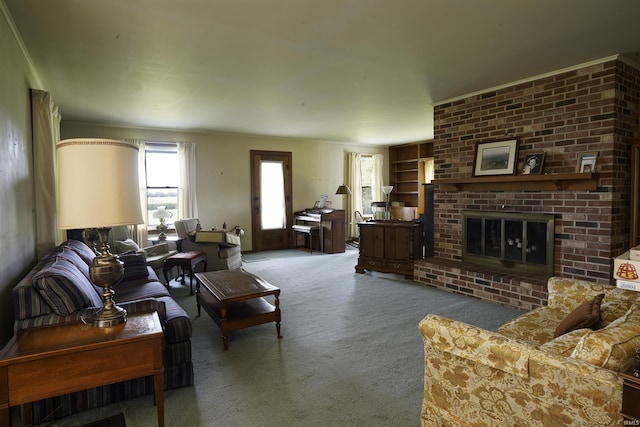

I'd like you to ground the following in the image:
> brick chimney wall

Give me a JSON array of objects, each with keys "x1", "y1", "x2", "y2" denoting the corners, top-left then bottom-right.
[{"x1": 414, "y1": 59, "x2": 640, "y2": 310}]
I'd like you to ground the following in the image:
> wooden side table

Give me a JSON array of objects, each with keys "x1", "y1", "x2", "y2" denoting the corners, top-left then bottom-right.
[
  {"x1": 621, "y1": 369, "x2": 640, "y2": 421},
  {"x1": 163, "y1": 251, "x2": 207, "y2": 295},
  {"x1": 0, "y1": 312, "x2": 164, "y2": 427}
]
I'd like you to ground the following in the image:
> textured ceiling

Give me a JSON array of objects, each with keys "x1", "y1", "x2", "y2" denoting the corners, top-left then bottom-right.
[{"x1": 4, "y1": 0, "x2": 640, "y2": 144}]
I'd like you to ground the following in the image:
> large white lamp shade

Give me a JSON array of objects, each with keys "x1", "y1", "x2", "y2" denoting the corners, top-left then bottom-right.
[{"x1": 57, "y1": 139, "x2": 144, "y2": 229}]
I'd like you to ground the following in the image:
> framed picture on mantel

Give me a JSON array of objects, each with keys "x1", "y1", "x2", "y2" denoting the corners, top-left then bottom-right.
[{"x1": 473, "y1": 139, "x2": 518, "y2": 177}]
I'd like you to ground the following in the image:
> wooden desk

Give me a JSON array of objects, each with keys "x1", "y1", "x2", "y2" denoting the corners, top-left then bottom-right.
[{"x1": 0, "y1": 312, "x2": 164, "y2": 427}]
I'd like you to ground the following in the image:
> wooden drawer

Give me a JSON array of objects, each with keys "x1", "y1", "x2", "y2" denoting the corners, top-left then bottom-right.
[
  {"x1": 360, "y1": 257, "x2": 384, "y2": 269},
  {"x1": 384, "y1": 260, "x2": 409, "y2": 273}
]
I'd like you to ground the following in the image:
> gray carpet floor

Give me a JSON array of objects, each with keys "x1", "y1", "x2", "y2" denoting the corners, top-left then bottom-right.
[{"x1": 40, "y1": 248, "x2": 524, "y2": 427}]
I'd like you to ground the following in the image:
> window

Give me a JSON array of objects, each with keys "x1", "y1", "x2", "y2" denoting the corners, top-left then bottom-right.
[
  {"x1": 145, "y1": 143, "x2": 178, "y2": 229},
  {"x1": 359, "y1": 155, "x2": 375, "y2": 215}
]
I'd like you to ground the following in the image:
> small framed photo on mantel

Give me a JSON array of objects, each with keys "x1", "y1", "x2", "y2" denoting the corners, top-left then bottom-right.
[
  {"x1": 576, "y1": 152, "x2": 597, "y2": 173},
  {"x1": 522, "y1": 152, "x2": 545, "y2": 175}
]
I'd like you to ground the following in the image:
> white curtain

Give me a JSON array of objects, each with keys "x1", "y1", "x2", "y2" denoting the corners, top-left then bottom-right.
[
  {"x1": 347, "y1": 153, "x2": 362, "y2": 238},
  {"x1": 32, "y1": 89, "x2": 62, "y2": 255},
  {"x1": 128, "y1": 139, "x2": 148, "y2": 244},
  {"x1": 177, "y1": 141, "x2": 198, "y2": 219},
  {"x1": 348, "y1": 152, "x2": 384, "y2": 238},
  {"x1": 372, "y1": 153, "x2": 384, "y2": 202}
]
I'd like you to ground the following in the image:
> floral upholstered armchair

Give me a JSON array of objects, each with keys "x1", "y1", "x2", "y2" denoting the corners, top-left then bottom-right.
[{"x1": 419, "y1": 277, "x2": 640, "y2": 426}]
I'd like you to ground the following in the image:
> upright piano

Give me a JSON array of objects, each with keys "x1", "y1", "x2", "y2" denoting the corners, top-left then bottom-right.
[{"x1": 293, "y1": 209, "x2": 346, "y2": 254}]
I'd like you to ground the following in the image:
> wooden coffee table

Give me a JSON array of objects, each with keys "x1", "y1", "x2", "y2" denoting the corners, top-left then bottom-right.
[{"x1": 195, "y1": 269, "x2": 281, "y2": 350}]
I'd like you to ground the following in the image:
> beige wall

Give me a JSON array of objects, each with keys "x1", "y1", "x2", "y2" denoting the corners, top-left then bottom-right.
[
  {"x1": 61, "y1": 122, "x2": 388, "y2": 251},
  {"x1": 0, "y1": 10, "x2": 40, "y2": 345}
]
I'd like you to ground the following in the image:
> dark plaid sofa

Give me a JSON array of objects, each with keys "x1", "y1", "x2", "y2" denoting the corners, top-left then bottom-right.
[{"x1": 12, "y1": 239, "x2": 193, "y2": 424}]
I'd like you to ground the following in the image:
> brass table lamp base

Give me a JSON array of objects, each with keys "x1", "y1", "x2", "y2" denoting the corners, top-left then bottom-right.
[{"x1": 86, "y1": 227, "x2": 128, "y2": 328}]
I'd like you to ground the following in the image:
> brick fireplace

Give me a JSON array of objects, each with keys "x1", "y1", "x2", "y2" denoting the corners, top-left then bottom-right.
[{"x1": 414, "y1": 58, "x2": 640, "y2": 310}]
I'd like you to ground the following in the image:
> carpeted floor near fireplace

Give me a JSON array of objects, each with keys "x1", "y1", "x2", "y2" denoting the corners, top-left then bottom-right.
[{"x1": 37, "y1": 248, "x2": 523, "y2": 427}]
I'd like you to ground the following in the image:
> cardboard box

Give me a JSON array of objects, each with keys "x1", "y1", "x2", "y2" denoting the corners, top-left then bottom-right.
[
  {"x1": 616, "y1": 279, "x2": 640, "y2": 292},
  {"x1": 614, "y1": 251, "x2": 640, "y2": 282},
  {"x1": 630, "y1": 245, "x2": 640, "y2": 260}
]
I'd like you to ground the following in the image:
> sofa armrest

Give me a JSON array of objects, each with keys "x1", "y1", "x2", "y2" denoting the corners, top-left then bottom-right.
[
  {"x1": 420, "y1": 314, "x2": 530, "y2": 377},
  {"x1": 419, "y1": 314, "x2": 623, "y2": 427}
]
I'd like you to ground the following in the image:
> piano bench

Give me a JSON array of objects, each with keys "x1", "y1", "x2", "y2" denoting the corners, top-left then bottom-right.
[{"x1": 292, "y1": 224, "x2": 322, "y2": 254}]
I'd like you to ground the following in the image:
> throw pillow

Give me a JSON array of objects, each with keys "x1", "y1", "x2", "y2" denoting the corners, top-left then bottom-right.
[
  {"x1": 114, "y1": 238, "x2": 140, "y2": 254},
  {"x1": 554, "y1": 293, "x2": 605, "y2": 338},
  {"x1": 32, "y1": 259, "x2": 103, "y2": 315},
  {"x1": 119, "y1": 253, "x2": 149, "y2": 281}
]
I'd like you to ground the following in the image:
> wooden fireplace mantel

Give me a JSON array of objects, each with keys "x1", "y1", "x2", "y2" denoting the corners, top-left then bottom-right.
[{"x1": 433, "y1": 172, "x2": 596, "y2": 192}]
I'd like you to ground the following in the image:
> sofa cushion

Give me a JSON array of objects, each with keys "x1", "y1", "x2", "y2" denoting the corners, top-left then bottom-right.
[
  {"x1": 32, "y1": 259, "x2": 103, "y2": 315},
  {"x1": 539, "y1": 328, "x2": 591, "y2": 356},
  {"x1": 119, "y1": 252, "x2": 149, "y2": 281},
  {"x1": 572, "y1": 304, "x2": 640, "y2": 371},
  {"x1": 56, "y1": 247, "x2": 92, "y2": 280},
  {"x1": 497, "y1": 305, "x2": 567, "y2": 346},
  {"x1": 554, "y1": 293, "x2": 604, "y2": 337},
  {"x1": 63, "y1": 239, "x2": 96, "y2": 265}
]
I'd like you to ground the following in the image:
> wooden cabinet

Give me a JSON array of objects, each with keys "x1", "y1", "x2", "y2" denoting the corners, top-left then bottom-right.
[
  {"x1": 355, "y1": 221, "x2": 424, "y2": 279},
  {"x1": 389, "y1": 141, "x2": 433, "y2": 212},
  {"x1": 620, "y1": 369, "x2": 640, "y2": 421}
]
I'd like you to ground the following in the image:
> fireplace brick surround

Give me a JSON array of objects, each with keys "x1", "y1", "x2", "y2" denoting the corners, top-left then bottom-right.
[{"x1": 414, "y1": 58, "x2": 640, "y2": 310}]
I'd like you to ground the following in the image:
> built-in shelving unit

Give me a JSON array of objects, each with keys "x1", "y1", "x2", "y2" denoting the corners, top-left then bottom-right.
[
  {"x1": 434, "y1": 172, "x2": 597, "y2": 192},
  {"x1": 389, "y1": 140, "x2": 433, "y2": 212}
]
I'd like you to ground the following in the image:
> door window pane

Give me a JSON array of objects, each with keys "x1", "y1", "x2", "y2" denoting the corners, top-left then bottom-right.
[{"x1": 261, "y1": 161, "x2": 286, "y2": 230}]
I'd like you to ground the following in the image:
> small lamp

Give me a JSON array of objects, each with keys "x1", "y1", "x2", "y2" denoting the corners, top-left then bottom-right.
[
  {"x1": 57, "y1": 139, "x2": 144, "y2": 327},
  {"x1": 152, "y1": 206, "x2": 173, "y2": 240},
  {"x1": 335, "y1": 184, "x2": 352, "y2": 196},
  {"x1": 381, "y1": 185, "x2": 394, "y2": 219}
]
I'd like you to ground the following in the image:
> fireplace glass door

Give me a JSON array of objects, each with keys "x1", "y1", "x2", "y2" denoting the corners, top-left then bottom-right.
[{"x1": 463, "y1": 211, "x2": 554, "y2": 276}]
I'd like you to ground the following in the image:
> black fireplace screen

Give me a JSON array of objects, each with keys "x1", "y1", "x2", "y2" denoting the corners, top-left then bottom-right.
[{"x1": 463, "y1": 211, "x2": 554, "y2": 276}]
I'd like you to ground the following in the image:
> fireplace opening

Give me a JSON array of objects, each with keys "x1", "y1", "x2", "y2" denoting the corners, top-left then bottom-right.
[{"x1": 462, "y1": 211, "x2": 555, "y2": 276}]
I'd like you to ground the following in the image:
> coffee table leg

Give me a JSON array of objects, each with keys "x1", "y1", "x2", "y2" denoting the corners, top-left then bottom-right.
[
  {"x1": 274, "y1": 294, "x2": 282, "y2": 339},
  {"x1": 220, "y1": 306, "x2": 229, "y2": 350}
]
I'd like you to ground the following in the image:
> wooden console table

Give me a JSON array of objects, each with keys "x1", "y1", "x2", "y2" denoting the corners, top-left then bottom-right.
[
  {"x1": 0, "y1": 312, "x2": 164, "y2": 427},
  {"x1": 356, "y1": 220, "x2": 424, "y2": 279}
]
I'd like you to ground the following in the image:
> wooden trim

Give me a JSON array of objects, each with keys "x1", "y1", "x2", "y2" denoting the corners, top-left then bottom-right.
[{"x1": 433, "y1": 172, "x2": 596, "y2": 192}]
